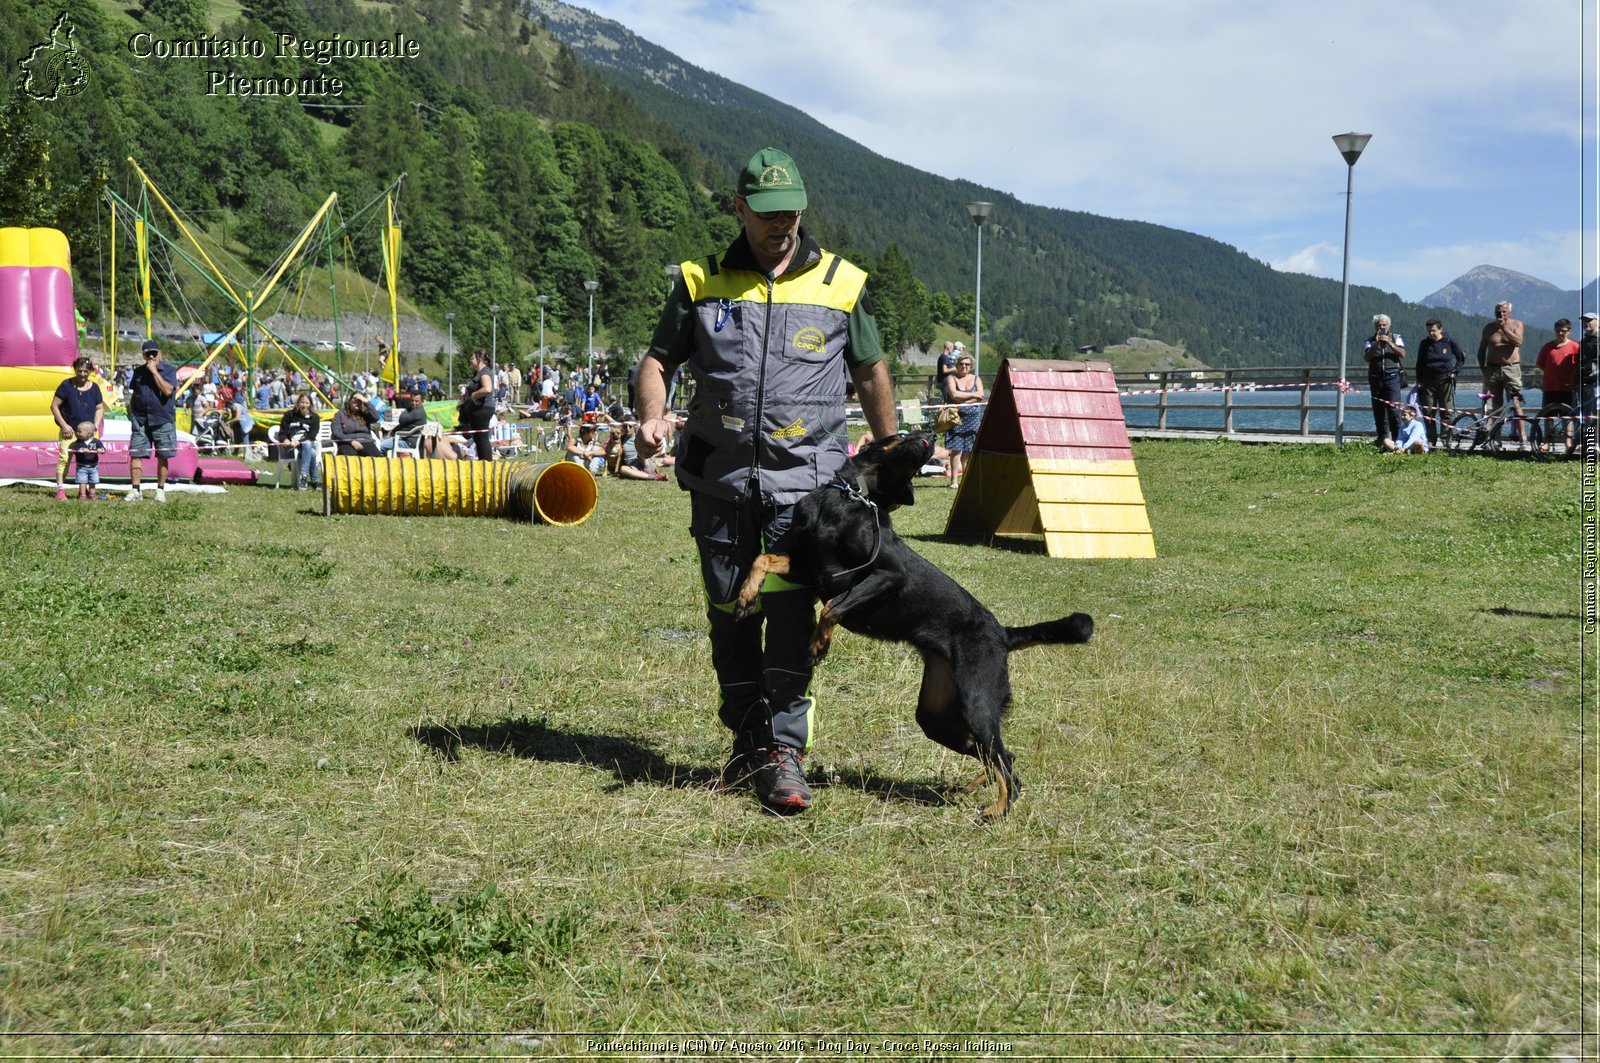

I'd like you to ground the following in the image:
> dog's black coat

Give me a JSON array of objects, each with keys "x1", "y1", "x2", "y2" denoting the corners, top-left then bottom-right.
[{"x1": 736, "y1": 431, "x2": 1093, "y2": 821}]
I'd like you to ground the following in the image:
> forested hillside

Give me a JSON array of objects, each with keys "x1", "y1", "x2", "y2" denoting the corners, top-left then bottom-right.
[
  {"x1": 530, "y1": 1, "x2": 1511, "y2": 365},
  {"x1": 1, "y1": 0, "x2": 1504, "y2": 372},
  {"x1": 0, "y1": 0, "x2": 742, "y2": 363}
]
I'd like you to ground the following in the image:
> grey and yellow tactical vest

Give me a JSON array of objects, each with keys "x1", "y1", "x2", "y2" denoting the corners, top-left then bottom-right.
[{"x1": 675, "y1": 248, "x2": 869, "y2": 506}]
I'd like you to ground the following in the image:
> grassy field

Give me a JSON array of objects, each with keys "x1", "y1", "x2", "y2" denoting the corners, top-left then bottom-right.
[{"x1": 0, "y1": 441, "x2": 1590, "y2": 1059}]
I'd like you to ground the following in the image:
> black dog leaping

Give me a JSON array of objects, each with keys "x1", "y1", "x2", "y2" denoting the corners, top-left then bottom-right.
[{"x1": 735, "y1": 431, "x2": 1093, "y2": 822}]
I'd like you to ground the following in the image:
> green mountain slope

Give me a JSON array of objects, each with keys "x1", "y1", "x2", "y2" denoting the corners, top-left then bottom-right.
[
  {"x1": 1, "y1": 0, "x2": 740, "y2": 365},
  {"x1": 3, "y1": 0, "x2": 1517, "y2": 372},
  {"x1": 528, "y1": 0, "x2": 1510, "y2": 366}
]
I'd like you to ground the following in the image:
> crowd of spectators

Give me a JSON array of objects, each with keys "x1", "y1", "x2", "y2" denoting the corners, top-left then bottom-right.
[
  {"x1": 1363, "y1": 305, "x2": 1599, "y2": 455},
  {"x1": 67, "y1": 349, "x2": 691, "y2": 485}
]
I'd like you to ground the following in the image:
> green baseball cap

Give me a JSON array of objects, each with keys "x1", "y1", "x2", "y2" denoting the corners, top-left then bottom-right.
[{"x1": 738, "y1": 147, "x2": 807, "y2": 212}]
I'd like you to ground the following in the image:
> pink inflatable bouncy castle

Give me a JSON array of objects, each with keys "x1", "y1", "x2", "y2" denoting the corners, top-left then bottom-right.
[
  {"x1": 0, "y1": 226, "x2": 198, "y2": 480},
  {"x1": 0, "y1": 227, "x2": 78, "y2": 439}
]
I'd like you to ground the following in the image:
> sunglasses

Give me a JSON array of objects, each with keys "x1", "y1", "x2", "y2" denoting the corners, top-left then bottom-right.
[{"x1": 753, "y1": 209, "x2": 802, "y2": 222}]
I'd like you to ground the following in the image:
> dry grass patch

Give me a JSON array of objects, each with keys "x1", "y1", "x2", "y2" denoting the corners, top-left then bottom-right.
[{"x1": 0, "y1": 441, "x2": 1588, "y2": 1057}]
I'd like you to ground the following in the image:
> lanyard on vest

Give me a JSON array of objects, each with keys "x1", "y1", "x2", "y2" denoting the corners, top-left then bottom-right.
[{"x1": 746, "y1": 274, "x2": 776, "y2": 496}]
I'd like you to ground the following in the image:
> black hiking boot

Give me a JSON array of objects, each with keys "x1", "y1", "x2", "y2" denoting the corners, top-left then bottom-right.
[
  {"x1": 755, "y1": 744, "x2": 812, "y2": 813},
  {"x1": 718, "y1": 729, "x2": 766, "y2": 792}
]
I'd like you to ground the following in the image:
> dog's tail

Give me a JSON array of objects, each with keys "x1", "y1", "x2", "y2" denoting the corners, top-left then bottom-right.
[{"x1": 1005, "y1": 612, "x2": 1094, "y2": 652}]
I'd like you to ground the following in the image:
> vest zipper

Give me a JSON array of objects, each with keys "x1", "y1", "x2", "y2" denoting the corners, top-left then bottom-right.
[{"x1": 746, "y1": 272, "x2": 775, "y2": 499}]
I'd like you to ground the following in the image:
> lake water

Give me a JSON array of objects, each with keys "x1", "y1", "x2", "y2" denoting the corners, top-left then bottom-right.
[{"x1": 1120, "y1": 386, "x2": 1552, "y2": 437}]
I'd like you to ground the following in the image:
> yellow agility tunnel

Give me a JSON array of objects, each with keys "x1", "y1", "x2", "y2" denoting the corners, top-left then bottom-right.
[{"x1": 323, "y1": 455, "x2": 599, "y2": 525}]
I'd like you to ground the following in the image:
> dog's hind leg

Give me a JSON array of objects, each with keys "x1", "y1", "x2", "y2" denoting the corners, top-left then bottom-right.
[
  {"x1": 914, "y1": 654, "x2": 996, "y2": 800},
  {"x1": 914, "y1": 654, "x2": 972, "y2": 753},
  {"x1": 957, "y1": 764, "x2": 995, "y2": 794},
  {"x1": 975, "y1": 743, "x2": 1019, "y2": 824},
  {"x1": 950, "y1": 663, "x2": 1019, "y2": 823}
]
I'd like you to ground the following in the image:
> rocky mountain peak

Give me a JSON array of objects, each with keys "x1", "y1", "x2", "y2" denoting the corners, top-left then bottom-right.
[{"x1": 1420, "y1": 265, "x2": 1595, "y2": 325}]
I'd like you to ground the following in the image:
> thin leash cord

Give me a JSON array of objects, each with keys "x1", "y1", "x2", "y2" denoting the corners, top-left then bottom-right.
[{"x1": 818, "y1": 478, "x2": 881, "y2": 596}]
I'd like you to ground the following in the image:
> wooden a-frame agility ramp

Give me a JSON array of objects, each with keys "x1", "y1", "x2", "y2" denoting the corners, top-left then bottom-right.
[{"x1": 944, "y1": 358, "x2": 1156, "y2": 559}]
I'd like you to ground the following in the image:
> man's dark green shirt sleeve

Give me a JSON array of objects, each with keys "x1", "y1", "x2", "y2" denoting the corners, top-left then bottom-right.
[
  {"x1": 846, "y1": 291, "x2": 884, "y2": 369},
  {"x1": 647, "y1": 280, "x2": 696, "y2": 367}
]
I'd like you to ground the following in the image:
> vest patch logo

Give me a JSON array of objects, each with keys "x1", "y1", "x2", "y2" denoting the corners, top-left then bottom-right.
[
  {"x1": 771, "y1": 418, "x2": 807, "y2": 440},
  {"x1": 792, "y1": 326, "x2": 826, "y2": 353}
]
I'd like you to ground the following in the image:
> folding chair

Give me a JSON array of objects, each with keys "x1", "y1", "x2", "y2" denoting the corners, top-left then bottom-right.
[{"x1": 392, "y1": 424, "x2": 426, "y2": 459}]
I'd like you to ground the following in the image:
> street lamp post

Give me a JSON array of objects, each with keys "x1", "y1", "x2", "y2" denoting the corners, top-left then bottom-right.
[
  {"x1": 489, "y1": 303, "x2": 500, "y2": 376},
  {"x1": 446, "y1": 311, "x2": 455, "y2": 396},
  {"x1": 584, "y1": 280, "x2": 598, "y2": 381},
  {"x1": 665, "y1": 262, "x2": 681, "y2": 292},
  {"x1": 1332, "y1": 132, "x2": 1372, "y2": 447},
  {"x1": 536, "y1": 294, "x2": 548, "y2": 389},
  {"x1": 965, "y1": 202, "x2": 993, "y2": 377}
]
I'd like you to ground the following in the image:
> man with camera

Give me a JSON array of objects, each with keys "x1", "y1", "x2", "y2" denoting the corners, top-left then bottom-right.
[
  {"x1": 1364, "y1": 314, "x2": 1407, "y2": 449},
  {"x1": 126, "y1": 339, "x2": 179, "y2": 502}
]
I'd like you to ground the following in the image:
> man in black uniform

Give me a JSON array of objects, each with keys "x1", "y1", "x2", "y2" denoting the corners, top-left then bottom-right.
[{"x1": 635, "y1": 148, "x2": 898, "y2": 813}]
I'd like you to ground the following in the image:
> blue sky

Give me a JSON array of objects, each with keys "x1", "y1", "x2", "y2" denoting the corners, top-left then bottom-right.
[{"x1": 571, "y1": 0, "x2": 1597, "y2": 306}]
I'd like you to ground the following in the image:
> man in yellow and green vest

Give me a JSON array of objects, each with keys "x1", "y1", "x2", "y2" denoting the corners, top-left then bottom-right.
[{"x1": 636, "y1": 147, "x2": 898, "y2": 814}]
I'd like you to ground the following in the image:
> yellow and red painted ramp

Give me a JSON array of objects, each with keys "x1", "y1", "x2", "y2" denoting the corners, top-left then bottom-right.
[{"x1": 944, "y1": 358, "x2": 1156, "y2": 559}]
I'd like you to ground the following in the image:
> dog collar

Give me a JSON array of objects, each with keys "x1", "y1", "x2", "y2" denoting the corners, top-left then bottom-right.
[
  {"x1": 828, "y1": 476, "x2": 877, "y2": 511},
  {"x1": 820, "y1": 476, "x2": 882, "y2": 596}
]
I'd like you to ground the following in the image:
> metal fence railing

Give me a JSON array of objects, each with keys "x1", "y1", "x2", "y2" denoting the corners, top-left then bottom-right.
[{"x1": 883, "y1": 365, "x2": 1551, "y2": 441}]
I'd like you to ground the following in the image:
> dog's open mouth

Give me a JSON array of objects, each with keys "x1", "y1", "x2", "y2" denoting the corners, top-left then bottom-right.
[
  {"x1": 877, "y1": 432, "x2": 934, "y2": 466},
  {"x1": 861, "y1": 432, "x2": 935, "y2": 508}
]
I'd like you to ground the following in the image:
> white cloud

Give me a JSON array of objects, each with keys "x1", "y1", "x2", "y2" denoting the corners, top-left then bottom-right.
[
  {"x1": 577, "y1": 0, "x2": 1596, "y2": 295},
  {"x1": 1361, "y1": 228, "x2": 1588, "y2": 300},
  {"x1": 1270, "y1": 243, "x2": 1341, "y2": 279},
  {"x1": 1257, "y1": 228, "x2": 1587, "y2": 302}
]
